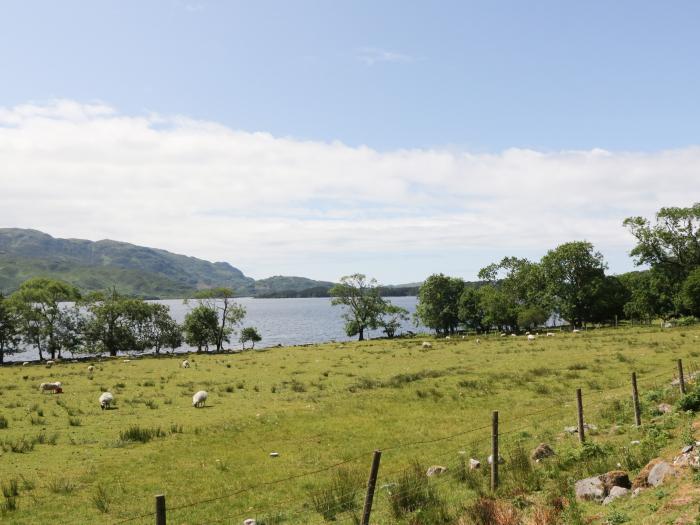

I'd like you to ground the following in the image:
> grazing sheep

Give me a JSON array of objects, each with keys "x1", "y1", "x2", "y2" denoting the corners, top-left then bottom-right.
[
  {"x1": 421, "y1": 342, "x2": 432, "y2": 349},
  {"x1": 527, "y1": 334, "x2": 536, "y2": 341},
  {"x1": 87, "y1": 365, "x2": 95, "y2": 373},
  {"x1": 181, "y1": 360, "x2": 190, "y2": 368},
  {"x1": 445, "y1": 336, "x2": 451, "y2": 340},
  {"x1": 525, "y1": 331, "x2": 530, "y2": 335},
  {"x1": 22, "y1": 361, "x2": 29, "y2": 366},
  {"x1": 546, "y1": 332, "x2": 555, "y2": 337},
  {"x1": 192, "y1": 390, "x2": 208, "y2": 408},
  {"x1": 500, "y1": 333, "x2": 506, "y2": 337},
  {"x1": 99, "y1": 392, "x2": 114, "y2": 410},
  {"x1": 572, "y1": 329, "x2": 580, "y2": 333},
  {"x1": 475, "y1": 338, "x2": 481, "y2": 344},
  {"x1": 45, "y1": 360, "x2": 55, "y2": 368},
  {"x1": 510, "y1": 334, "x2": 517, "y2": 337},
  {"x1": 39, "y1": 382, "x2": 63, "y2": 394}
]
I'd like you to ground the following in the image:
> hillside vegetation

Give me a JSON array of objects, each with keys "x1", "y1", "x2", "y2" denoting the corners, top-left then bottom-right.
[{"x1": 1, "y1": 326, "x2": 700, "y2": 523}]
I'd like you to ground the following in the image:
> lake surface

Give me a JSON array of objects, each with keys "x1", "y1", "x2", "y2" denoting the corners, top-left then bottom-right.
[{"x1": 8, "y1": 296, "x2": 424, "y2": 362}]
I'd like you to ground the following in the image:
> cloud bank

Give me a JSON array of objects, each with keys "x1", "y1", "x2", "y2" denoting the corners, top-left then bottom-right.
[{"x1": 0, "y1": 100, "x2": 697, "y2": 281}]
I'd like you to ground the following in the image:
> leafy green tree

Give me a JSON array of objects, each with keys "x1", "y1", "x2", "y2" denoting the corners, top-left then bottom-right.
[
  {"x1": 83, "y1": 289, "x2": 150, "y2": 356},
  {"x1": 589, "y1": 275, "x2": 629, "y2": 324},
  {"x1": 624, "y1": 203, "x2": 700, "y2": 284},
  {"x1": 457, "y1": 287, "x2": 485, "y2": 332},
  {"x1": 10, "y1": 278, "x2": 81, "y2": 360},
  {"x1": 187, "y1": 288, "x2": 246, "y2": 351},
  {"x1": 330, "y1": 274, "x2": 387, "y2": 341},
  {"x1": 619, "y1": 270, "x2": 675, "y2": 322},
  {"x1": 379, "y1": 303, "x2": 409, "y2": 338},
  {"x1": 540, "y1": 241, "x2": 607, "y2": 328},
  {"x1": 478, "y1": 284, "x2": 518, "y2": 332},
  {"x1": 183, "y1": 305, "x2": 219, "y2": 352},
  {"x1": 0, "y1": 293, "x2": 22, "y2": 365},
  {"x1": 240, "y1": 327, "x2": 262, "y2": 349},
  {"x1": 415, "y1": 274, "x2": 465, "y2": 335},
  {"x1": 517, "y1": 305, "x2": 549, "y2": 331},
  {"x1": 681, "y1": 267, "x2": 700, "y2": 317},
  {"x1": 142, "y1": 303, "x2": 182, "y2": 354}
]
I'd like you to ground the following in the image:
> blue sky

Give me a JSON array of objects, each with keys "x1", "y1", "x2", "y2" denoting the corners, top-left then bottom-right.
[{"x1": 1, "y1": 1, "x2": 699, "y2": 282}]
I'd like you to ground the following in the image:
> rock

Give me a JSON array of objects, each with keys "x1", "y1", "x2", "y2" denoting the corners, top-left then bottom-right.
[
  {"x1": 575, "y1": 476, "x2": 605, "y2": 502},
  {"x1": 531, "y1": 443, "x2": 555, "y2": 461},
  {"x1": 487, "y1": 454, "x2": 505, "y2": 465},
  {"x1": 600, "y1": 470, "x2": 631, "y2": 491},
  {"x1": 682, "y1": 444, "x2": 694, "y2": 454},
  {"x1": 648, "y1": 461, "x2": 675, "y2": 487},
  {"x1": 469, "y1": 458, "x2": 481, "y2": 470},
  {"x1": 633, "y1": 459, "x2": 662, "y2": 489},
  {"x1": 632, "y1": 487, "x2": 644, "y2": 497},
  {"x1": 603, "y1": 486, "x2": 629, "y2": 505},
  {"x1": 564, "y1": 423, "x2": 596, "y2": 434},
  {"x1": 630, "y1": 440, "x2": 641, "y2": 445},
  {"x1": 426, "y1": 465, "x2": 447, "y2": 477},
  {"x1": 673, "y1": 452, "x2": 699, "y2": 468},
  {"x1": 564, "y1": 426, "x2": 578, "y2": 434}
]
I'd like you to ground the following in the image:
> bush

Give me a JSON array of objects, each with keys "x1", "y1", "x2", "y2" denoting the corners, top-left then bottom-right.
[
  {"x1": 119, "y1": 425, "x2": 165, "y2": 443},
  {"x1": 0, "y1": 415, "x2": 8, "y2": 429},
  {"x1": 677, "y1": 389, "x2": 700, "y2": 412},
  {"x1": 92, "y1": 484, "x2": 110, "y2": 513},
  {"x1": 309, "y1": 467, "x2": 362, "y2": 521},
  {"x1": 462, "y1": 497, "x2": 520, "y2": 525}
]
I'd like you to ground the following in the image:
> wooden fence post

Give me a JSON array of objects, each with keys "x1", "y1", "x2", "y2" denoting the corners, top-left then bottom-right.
[
  {"x1": 631, "y1": 372, "x2": 641, "y2": 427},
  {"x1": 155, "y1": 494, "x2": 166, "y2": 525},
  {"x1": 491, "y1": 411, "x2": 499, "y2": 491},
  {"x1": 678, "y1": 359, "x2": 686, "y2": 395},
  {"x1": 360, "y1": 450, "x2": 382, "y2": 525},
  {"x1": 576, "y1": 388, "x2": 585, "y2": 444}
]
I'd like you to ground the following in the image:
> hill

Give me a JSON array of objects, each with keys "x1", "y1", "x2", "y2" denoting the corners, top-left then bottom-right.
[
  {"x1": 0, "y1": 228, "x2": 255, "y2": 298},
  {"x1": 253, "y1": 275, "x2": 336, "y2": 298}
]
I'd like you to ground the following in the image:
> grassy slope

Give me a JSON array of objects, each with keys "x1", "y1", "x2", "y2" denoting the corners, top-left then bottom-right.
[{"x1": 0, "y1": 327, "x2": 699, "y2": 523}]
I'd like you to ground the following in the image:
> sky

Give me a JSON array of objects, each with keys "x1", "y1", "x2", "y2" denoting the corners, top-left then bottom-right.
[{"x1": 1, "y1": 1, "x2": 699, "y2": 283}]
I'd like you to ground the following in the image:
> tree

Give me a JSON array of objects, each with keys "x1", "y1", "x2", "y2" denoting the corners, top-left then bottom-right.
[
  {"x1": 517, "y1": 305, "x2": 549, "y2": 331},
  {"x1": 10, "y1": 278, "x2": 81, "y2": 360},
  {"x1": 330, "y1": 274, "x2": 386, "y2": 341},
  {"x1": 0, "y1": 293, "x2": 22, "y2": 365},
  {"x1": 624, "y1": 203, "x2": 700, "y2": 284},
  {"x1": 83, "y1": 289, "x2": 151, "y2": 356},
  {"x1": 457, "y1": 287, "x2": 485, "y2": 332},
  {"x1": 589, "y1": 275, "x2": 629, "y2": 324},
  {"x1": 379, "y1": 304, "x2": 409, "y2": 338},
  {"x1": 187, "y1": 288, "x2": 246, "y2": 351},
  {"x1": 240, "y1": 327, "x2": 262, "y2": 349},
  {"x1": 142, "y1": 303, "x2": 182, "y2": 354},
  {"x1": 183, "y1": 305, "x2": 219, "y2": 352},
  {"x1": 478, "y1": 284, "x2": 518, "y2": 332},
  {"x1": 415, "y1": 274, "x2": 465, "y2": 335},
  {"x1": 619, "y1": 270, "x2": 674, "y2": 323},
  {"x1": 540, "y1": 241, "x2": 608, "y2": 328},
  {"x1": 681, "y1": 267, "x2": 700, "y2": 317}
]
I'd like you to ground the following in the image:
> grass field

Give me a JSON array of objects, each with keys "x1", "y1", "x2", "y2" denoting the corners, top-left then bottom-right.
[{"x1": 1, "y1": 326, "x2": 700, "y2": 524}]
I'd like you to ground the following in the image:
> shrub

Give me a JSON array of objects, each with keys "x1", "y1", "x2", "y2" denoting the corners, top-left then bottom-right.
[
  {"x1": 462, "y1": 497, "x2": 520, "y2": 525},
  {"x1": 1, "y1": 479, "x2": 19, "y2": 512},
  {"x1": 0, "y1": 415, "x2": 8, "y2": 429},
  {"x1": 68, "y1": 417, "x2": 82, "y2": 427},
  {"x1": 310, "y1": 467, "x2": 362, "y2": 521},
  {"x1": 677, "y1": 389, "x2": 700, "y2": 412},
  {"x1": 119, "y1": 425, "x2": 165, "y2": 443},
  {"x1": 48, "y1": 477, "x2": 75, "y2": 494},
  {"x1": 92, "y1": 484, "x2": 110, "y2": 513}
]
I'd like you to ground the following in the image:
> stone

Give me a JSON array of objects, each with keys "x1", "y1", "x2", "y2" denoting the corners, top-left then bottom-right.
[
  {"x1": 673, "y1": 452, "x2": 699, "y2": 468},
  {"x1": 658, "y1": 403, "x2": 673, "y2": 414},
  {"x1": 632, "y1": 459, "x2": 662, "y2": 489},
  {"x1": 575, "y1": 476, "x2": 605, "y2": 502},
  {"x1": 531, "y1": 443, "x2": 555, "y2": 461},
  {"x1": 564, "y1": 426, "x2": 578, "y2": 434},
  {"x1": 426, "y1": 465, "x2": 447, "y2": 477},
  {"x1": 603, "y1": 486, "x2": 629, "y2": 505},
  {"x1": 632, "y1": 487, "x2": 644, "y2": 497},
  {"x1": 682, "y1": 444, "x2": 694, "y2": 454},
  {"x1": 648, "y1": 461, "x2": 675, "y2": 487},
  {"x1": 599, "y1": 470, "x2": 631, "y2": 491},
  {"x1": 469, "y1": 458, "x2": 481, "y2": 470},
  {"x1": 630, "y1": 440, "x2": 641, "y2": 445}
]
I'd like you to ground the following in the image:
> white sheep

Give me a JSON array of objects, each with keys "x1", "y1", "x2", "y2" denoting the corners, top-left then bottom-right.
[
  {"x1": 475, "y1": 338, "x2": 480, "y2": 344},
  {"x1": 99, "y1": 392, "x2": 114, "y2": 410},
  {"x1": 87, "y1": 365, "x2": 95, "y2": 373},
  {"x1": 45, "y1": 360, "x2": 55, "y2": 368},
  {"x1": 181, "y1": 359, "x2": 190, "y2": 368},
  {"x1": 527, "y1": 334, "x2": 536, "y2": 341},
  {"x1": 546, "y1": 332, "x2": 555, "y2": 337},
  {"x1": 421, "y1": 342, "x2": 432, "y2": 349},
  {"x1": 22, "y1": 361, "x2": 29, "y2": 366},
  {"x1": 572, "y1": 329, "x2": 580, "y2": 333},
  {"x1": 445, "y1": 336, "x2": 451, "y2": 340},
  {"x1": 192, "y1": 390, "x2": 208, "y2": 408},
  {"x1": 39, "y1": 382, "x2": 63, "y2": 394}
]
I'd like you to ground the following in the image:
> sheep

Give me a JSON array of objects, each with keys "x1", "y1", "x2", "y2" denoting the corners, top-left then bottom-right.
[
  {"x1": 445, "y1": 336, "x2": 451, "y2": 340},
  {"x1": 181, "y1": 359, "x2": 190, "y2": 368},
  {"x1": 22, "y1": 361, "x2": 29, "y2": 366},
  {"x1": 45, "y1": 360, "x2": 55, "y2": 368},
  {"x1": 39, "y1": 382, "x2": 63, "y2": 394},
  {"x1": 87, "y1": 365, "x2": 95, "y2": 373},
  {"x1": 527, "y1": 334, "x2": 536, "y2": 341},
  {"x1": 572, "y1": 329, "x2": 580, "y2": 333},
  {"x1": 421, "y1": 342, "x2": 432, "y2": 349},
  {"x1": 546, "y1": 332, "x2": 555, "y2": 337},
  {"x1": 99, "y1": 392, "x2": 114, "y2": 410},
  {"x1": 475, "y1": 338, "x2": 480, "y2": 344},
  {"x1": 500, "y1": 333, "x2": 506, "y2": 337},
  {"x1": 192, "y1": 390, "x2": 208, "y2": 408}
]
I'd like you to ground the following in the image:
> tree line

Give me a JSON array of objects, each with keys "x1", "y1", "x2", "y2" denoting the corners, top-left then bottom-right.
[
  {"x1": 0, "y1": 284, "x2": 260, "y2": 364},
  {"x1": 331, "y1": 204, "x2": 700, "y2": 337}
]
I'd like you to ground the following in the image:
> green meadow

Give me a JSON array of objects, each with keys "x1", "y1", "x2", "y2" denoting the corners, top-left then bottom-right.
[{"x1": 1, "y1": 326, "x2": 700, "y2": 524}]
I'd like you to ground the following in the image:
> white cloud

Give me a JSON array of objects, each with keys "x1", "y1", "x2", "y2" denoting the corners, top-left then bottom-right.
[
  {"x1": 0, "y1": 99, "x2": 698, "y2": 282},
  {"x1": 356, "y1": 47, "x2": 414, "y2": 66}
]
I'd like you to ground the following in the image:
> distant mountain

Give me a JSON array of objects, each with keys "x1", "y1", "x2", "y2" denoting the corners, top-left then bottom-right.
[
  {"x1": 254, "y1": 275, "x2": 335, "y2": 297},
  {"x1": 0, "y1": 228, "x2": 255, "y2": 298}
]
